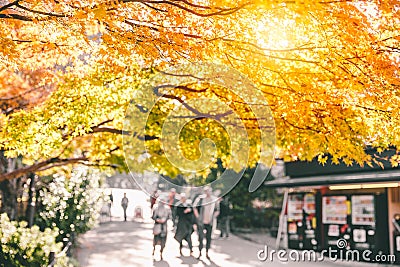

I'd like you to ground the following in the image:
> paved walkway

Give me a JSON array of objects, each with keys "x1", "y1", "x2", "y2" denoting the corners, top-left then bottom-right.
[
  {"x1": 233, "y1": 228, "x2": 278, "y2": 247},
  {"x1": 75, "y1": 218, "x2": 396, "y2": 267},
  {"x1": 76, "y1": 218, "x2": 266, "y2": 267}
]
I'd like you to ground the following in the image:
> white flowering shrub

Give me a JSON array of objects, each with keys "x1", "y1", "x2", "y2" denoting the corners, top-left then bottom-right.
[
  {"x1": 0, "y1": 213, "x2": 70, "y2": 267},
  {"x1": 37, "y1": 167, "x2": 106, "y2": 243}
]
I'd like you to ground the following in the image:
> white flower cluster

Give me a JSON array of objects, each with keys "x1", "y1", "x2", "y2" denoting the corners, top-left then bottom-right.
[{"x1": 39, "y1": 166, "x2": 107, "y2": 240}]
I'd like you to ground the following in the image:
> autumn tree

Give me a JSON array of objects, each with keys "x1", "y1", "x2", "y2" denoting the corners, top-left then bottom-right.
[{"x1": 0, "y1": 0, "x2": 399, "y2": 184}]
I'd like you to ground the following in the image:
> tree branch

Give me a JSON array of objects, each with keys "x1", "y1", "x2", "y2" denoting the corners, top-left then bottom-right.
[
  {"x1": 135, "y1": 0, "x2": 250, "y2": 17},
  {"x1": 15, "y1": 2, "x2": 66, "y2": 17},
  {"x1": 90, "y1": 123, "x2": 158, "y2": 140},
  {"x1": 91, "y1": 126, "x2": 131, "y2": 135},
  {"x1": 0, "y1": 13, "x2": 32, "y2": 21},
  {"x1": 0, "y1": 156, "x2": 88, "y2": 182},
  {"x1": 0, "y1": 0, "x2": 18, "y2": 12}
]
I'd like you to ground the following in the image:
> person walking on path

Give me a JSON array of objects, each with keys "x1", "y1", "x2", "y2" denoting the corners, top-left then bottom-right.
[
  {"x1": 121, "y1": 193, "x2": 129, "y2": 221},
  {"x1": 174, "y1": 193, "x2": 195, "y2": 256},
  {"x1": 217, "y1": 197, "x2": 230, "y2": 238},
  {"x1": 193, "y1": 186, "x2": 220, "y2": 259},
  {"x1": 168, "y1": 188, "x2": 179, "y2": 228},
  {"x1": 152, "y1": 198, "x2": 171, "y2": 260}
]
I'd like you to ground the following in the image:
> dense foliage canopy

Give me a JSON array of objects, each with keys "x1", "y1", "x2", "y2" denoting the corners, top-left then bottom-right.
[{"x1": 1, "y1": 0, "x2": 399, "y2": 181}]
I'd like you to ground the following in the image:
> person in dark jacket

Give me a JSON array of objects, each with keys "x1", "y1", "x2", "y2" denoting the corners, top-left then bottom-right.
[
  {"x1": 121, "y1": 193, "x2": 129, "y2": 221},
  {"x1": 193, "y1": 186, "x2": 219, "y2": 259},
  {"x1": 174, "y1": 193, "x2": 195, "y2": 256},
  {"x1": 218, "y1": 197, "x2": 230, "y2": 238}
]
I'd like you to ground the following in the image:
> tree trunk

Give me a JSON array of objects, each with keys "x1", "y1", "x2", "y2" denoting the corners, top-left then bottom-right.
[
  {"x1": 0, "y1": 155, "x2": 19, "y2": 220},
  {"x1": 26, "y1": 173, "x2": 36, "y2": 227}
]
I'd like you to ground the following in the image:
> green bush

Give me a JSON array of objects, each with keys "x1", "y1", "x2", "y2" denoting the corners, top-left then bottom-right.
[
  {"x1": 36, "y1": 167, "x2": 106, "y2": 243},
  {"x1": 0, "y1": 213, "x2": 70, "y2": 267}
]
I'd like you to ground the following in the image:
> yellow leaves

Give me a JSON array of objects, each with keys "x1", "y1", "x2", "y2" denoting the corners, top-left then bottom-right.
[
  {"x1": 0, "y1": 64, "x2": 142, "y2": 163},
  {"x1": 0, "y1": 36, "x2": 19, "y2": 69},
  {"x1": 174, "y1": 15, "x2": 184, "y2": 26},
  {"x1": 342, "y1": 157, "x2": 354, "y2": 166},
  {"x1": 107, "y1": 0, "x2": 123, "y2": 9},
  {"x1": 317, "y1": 154, "x2": 328, "y2": 165},
  {"x1": 331, "y1": 156, "x2": 341, "y2": 165},
  {"x1": 0, "y1": 37, "x2": 17, "y2": 54},
  {"x1": 93, "y1": 6, "x2": 107, "y2": 20},
  {"x1": 74, "y1": 10, "x2": 88, "y2": 20},
  {"x1": 372, "y1": 157, "x2": 384, "y2": 169},
  {"x1": 390, "y1": 155, "x2": 400, "y2": 168},
  {"x1": 0, "y1": 0, "x2": 399, "y2": 179},
  {"x1": 0, "y1": 112, "x2": 6, "y2": 129}
]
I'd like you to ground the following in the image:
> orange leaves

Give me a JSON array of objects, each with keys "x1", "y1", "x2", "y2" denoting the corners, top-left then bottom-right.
[
  {"x1": 0, "y1": 36, "x2": 18, "y2": 65},
  {"x1": 92, "y1": 6, "x2": 107, "y2": 20},
  {"x1": 0, "y1": 68, "x2": 55, "y2": 115},
  {"x1": 1, "y1": 0, "x2": 400, "y2": 177}
]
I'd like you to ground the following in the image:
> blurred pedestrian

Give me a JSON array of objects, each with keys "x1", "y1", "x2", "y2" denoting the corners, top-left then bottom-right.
[
  {"x1": 168, "y1": 188, "x2": 178, "y2": 228},
  {"x1": 150, "y1": 190, "x2": 159, "y2": 210},
  {"x1": 193, "y1": 186, "x2": 220, "y2": 259},
  {"x1": 121, "y1": 193, "x2": 129, "y2": 221},
  {"x1": 218, "y1": 197, "x2": 230, "y2": 238},
  {"x1": 152, "y1": 198, "x2": 171, "y2": 260},
  {"x1": 174, "y1": 193, "x2": 195, "y2": 256},
  {"x1": 108, "y1": 191, "x2": 114, "y2": 220}
]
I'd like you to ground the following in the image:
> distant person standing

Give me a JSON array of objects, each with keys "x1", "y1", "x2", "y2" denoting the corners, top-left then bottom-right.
[
  {"x1": 193, "y1": 186, "x2": 219, "y2": 259},
  {"x1": 174, "y1": 193, "x2": 195, "y2": 256},
  {"x1": 218, "y1": 197, "x2": 230, "y2": 238},
  {"x1": 121, "y1": 193, "x2": 129, "y2": 221},
  {"x1": 109, "y1": 191, "x2": 114, "y2": 206},
  {"x1": 108, "y1": 191, "x2": 114, "y2": 220}
]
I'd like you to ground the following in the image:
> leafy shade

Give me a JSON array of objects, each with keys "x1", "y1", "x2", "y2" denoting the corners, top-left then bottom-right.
[
  {"x1": 1, "y1": 66, "x2": 148, "y2": 181},
  {"x1": 1, "y1": 1, "x2": 400, "y2": 181}
]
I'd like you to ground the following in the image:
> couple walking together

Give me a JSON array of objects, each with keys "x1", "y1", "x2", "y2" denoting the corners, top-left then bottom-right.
[{"x1": 151, "y1": 187, "x2": 219, "y2": 260}]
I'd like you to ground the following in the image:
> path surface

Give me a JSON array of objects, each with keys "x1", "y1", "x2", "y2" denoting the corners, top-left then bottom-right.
[{"x1": 76, "y1": 218, "x2": 393, "y2": 267}]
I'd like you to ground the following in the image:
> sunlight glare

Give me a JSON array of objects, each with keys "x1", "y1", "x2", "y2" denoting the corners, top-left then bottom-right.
[{"x1": 254, "y1": 17, "x2": 293, "y2": 50}]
